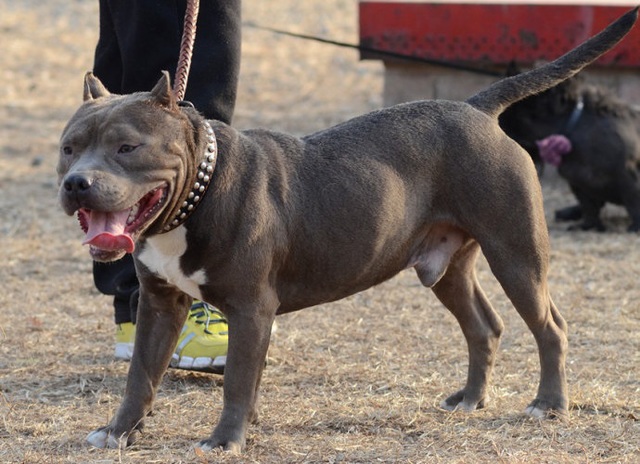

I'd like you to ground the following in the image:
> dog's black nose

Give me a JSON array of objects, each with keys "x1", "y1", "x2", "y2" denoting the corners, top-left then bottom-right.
[{"x1": 63, "y1": 174, "x2": 93, "y2": 193}]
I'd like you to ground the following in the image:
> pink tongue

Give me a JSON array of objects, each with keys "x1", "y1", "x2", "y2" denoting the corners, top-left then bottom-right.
[{"x1": 81, "y1": 210, "x2": 136, "y2": 253}]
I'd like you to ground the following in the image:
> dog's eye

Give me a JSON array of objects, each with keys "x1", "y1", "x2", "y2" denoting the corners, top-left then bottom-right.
[
  {"x1": 62, "y1": 146, "x2": 73, "y2": 155},
  {"x1": 118, "y1": 144, "x2": 138, "y2": 154}
]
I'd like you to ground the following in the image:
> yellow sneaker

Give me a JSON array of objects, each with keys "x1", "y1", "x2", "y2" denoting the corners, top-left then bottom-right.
[
  {"x1": 170, "y1": 301, "x2": 228, "y2": 374},
  {"x1": 114, "y1": 301, "x2": 228, "y2": 374},
  {"x1": 115, "y1": 322, "x2": 136, "y2": 361}
]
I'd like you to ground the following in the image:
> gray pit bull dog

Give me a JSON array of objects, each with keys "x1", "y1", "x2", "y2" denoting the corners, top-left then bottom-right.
[{"x1": 57, "y1": 9, "x2": 637, "y2": 453}]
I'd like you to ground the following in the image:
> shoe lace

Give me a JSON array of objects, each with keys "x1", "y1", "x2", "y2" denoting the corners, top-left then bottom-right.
[{"x1": 189, "y1": 301, "x2": 228, "y2": 335}]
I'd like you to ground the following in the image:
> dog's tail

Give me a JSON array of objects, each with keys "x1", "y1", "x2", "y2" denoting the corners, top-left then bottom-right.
[{"x1": 467, "y1": 7, "x2": 638, "y2": 118}]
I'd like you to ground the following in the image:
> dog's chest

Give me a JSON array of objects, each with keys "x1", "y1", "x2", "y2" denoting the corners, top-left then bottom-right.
[{"x1": 137, "y1": 226, "x2": 206, "y2": 299}]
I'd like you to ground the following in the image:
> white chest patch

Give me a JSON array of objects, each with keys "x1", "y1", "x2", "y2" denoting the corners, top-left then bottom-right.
[{"x1": 137, "y1": 225, "x2": 206, "y2": 300}]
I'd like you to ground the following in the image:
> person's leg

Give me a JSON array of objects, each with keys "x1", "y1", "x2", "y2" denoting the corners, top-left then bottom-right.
[
  {"x1": 92, "y1": 0, "x2": 143, "y2": 361},
  {"x1": 93, "y1": 0, "x2": 138, "y2": 344},
  {"x1": 93, "y1": 255, "x2": 138, "y2": 323},
  {"x1": 169, "y1": 0, "x2": 241, "y2": 372},
  {"x1": 97, "y1": 0, "x2": 241, "y2": 123},
  {"x1": 185, "y1": 0, "x2": 241, "y2": 123},
  {"x1": 91, "y1": 0, "x2": 240, "y2": 372},
  {"x1": 102, "y1": 0, "x2": 182, "y2": 94},
  {"x1": 93, "y1": 255, "x2": 139, "y2": 359},
  {"x1": 93, "y1": 0, "x2": 123, "y2": 93}
]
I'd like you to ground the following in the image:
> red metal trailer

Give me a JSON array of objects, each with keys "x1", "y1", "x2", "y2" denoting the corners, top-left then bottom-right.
[{"x1": 358, "y1": 1, "x2": 640, "y2": 104}]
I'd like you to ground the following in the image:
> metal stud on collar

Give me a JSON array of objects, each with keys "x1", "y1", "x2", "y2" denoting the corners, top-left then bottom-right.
[{"x1": 163, "y1": 120, "x2": 217, "y2": 232}]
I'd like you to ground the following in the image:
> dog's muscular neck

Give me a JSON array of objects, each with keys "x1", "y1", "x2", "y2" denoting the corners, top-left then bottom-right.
[{"x1": 162, "y1": 120, "x2": 218, "y2": 233}]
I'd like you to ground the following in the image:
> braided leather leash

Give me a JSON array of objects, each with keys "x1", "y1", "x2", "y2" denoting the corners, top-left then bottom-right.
[
  {"x1": 162, "y1": 0, "x2": 219, "y2": 233},
  {"x1": 173, "y1": 0, "x2": 200, "y2": 101}
]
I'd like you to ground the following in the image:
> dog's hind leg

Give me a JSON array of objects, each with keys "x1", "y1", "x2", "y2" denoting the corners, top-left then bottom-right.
[
  {"x1": 428, "y1": 241, "x2": 505, "y2": 412},
  {"x1": 480, "y1": 217, "x2": 569, "y2": 418}
]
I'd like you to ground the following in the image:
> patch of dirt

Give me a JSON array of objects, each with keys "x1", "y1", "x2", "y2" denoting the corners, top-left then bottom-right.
[{"x1": 0, "y1": 1, "x2": 638, "y2": 463}]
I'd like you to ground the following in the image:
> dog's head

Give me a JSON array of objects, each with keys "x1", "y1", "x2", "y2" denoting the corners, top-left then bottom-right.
[{"x1": 57, "y1": 72, "x2": 201, "y2": 261}]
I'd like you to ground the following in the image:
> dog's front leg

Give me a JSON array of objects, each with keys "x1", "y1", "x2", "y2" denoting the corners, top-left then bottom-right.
[
  {"x1": 197, "y1": 297, "x2": 276, "y2": 454},
  {"x1": 87, "y1": 276, "x2": 191, "y2": 449}
]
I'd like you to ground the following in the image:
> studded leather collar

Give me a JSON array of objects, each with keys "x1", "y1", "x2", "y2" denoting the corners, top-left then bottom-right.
[{"x1": 162, "y1": 120, "x2": 217, "y2": 232}]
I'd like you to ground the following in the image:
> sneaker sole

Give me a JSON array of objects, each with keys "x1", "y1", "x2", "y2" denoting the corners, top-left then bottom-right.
[
  {"x1": 114, "y1": 342, "x2": 134, "y2": 361},
  {"x1": 115, "y1": 343, "x2": 226, "y2": 375},
  {"x1": 170, "y1": 353, "x2": 226, "y2": 375}
]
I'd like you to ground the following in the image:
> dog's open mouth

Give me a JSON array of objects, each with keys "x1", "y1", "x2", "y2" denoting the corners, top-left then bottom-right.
[{"x1": 77, "y1": 186, "x2": 167, "y2": 258}]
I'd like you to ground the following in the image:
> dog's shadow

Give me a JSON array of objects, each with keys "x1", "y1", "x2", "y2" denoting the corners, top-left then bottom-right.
[{"x1": 163, "y1": 369, "x2": 224, "y2": 390}]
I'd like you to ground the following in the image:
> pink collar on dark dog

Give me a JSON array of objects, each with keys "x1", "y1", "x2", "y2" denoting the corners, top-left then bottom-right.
[{"x1": 536, "y1": 134, "x2": 572, "y2": 167}]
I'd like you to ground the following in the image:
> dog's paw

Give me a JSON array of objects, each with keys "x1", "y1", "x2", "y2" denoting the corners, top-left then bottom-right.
[
  {"x1": 554, "y1": 204, "x2": 583, "y2": 222},
  {"x1": 525, "y1": 399, "x2": 568, "y2": 420},
  {"x1": 439, "y1": 390, "x2": 485, "y2": 412},
  {"x1": 87, "y1": 426, "x2": 139, "y2": 449},
  {"x1": 524, "y1": 404, "x2": 547, "y2": 418},
  {"x1": 87, "y1": 427, "x2": 123, "y2": 449},
  {"x1": 195, "y1": 438, "x2": 242, "y2": 454},
  {"x1": 195, "y1": 426, "x2": 247, "y2": 455}
]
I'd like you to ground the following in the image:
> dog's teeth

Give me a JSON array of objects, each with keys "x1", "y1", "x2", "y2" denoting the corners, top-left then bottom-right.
[{"x1": 127, "y1": 204, "x2": 139, "y2": 224}]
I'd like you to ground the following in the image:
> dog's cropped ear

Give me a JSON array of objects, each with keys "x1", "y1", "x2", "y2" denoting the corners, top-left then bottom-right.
[
  {"x1": 83, "y1": 72, "x2": 111, "y2": 101},
  {"x1": 150, "y1": 71, "x2": 179, "y2": 110}
]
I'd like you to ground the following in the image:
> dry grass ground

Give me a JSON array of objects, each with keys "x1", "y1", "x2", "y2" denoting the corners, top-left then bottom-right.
[{"x1": 1, "y1": 1, "x2": 639, "y2": 463}]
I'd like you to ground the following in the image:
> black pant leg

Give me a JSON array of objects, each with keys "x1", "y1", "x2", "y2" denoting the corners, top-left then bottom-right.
[
  {"x1": 95, "y1": 0, "x2": 241, "y2": 121},
  {"x1": 92, "y1": 0, "x2": 185, "y2": 323},
  {"x1": 93, "y1": 0, "x2": 124, "y2": 92},
  {"x1": 93, "y1": 254, "x2": 139, "y2": 324},
  {"x1": 185, "y1": 0, "x2": 241, "y2": 122},
  {"x1": 91, "y1": 0, "x2": 241, "y2": 324}
]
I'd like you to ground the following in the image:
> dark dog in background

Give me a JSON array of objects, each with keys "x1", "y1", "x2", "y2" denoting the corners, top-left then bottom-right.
[{"x1": 500, "y1": 72, "x2": 640, "y2": 232}]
